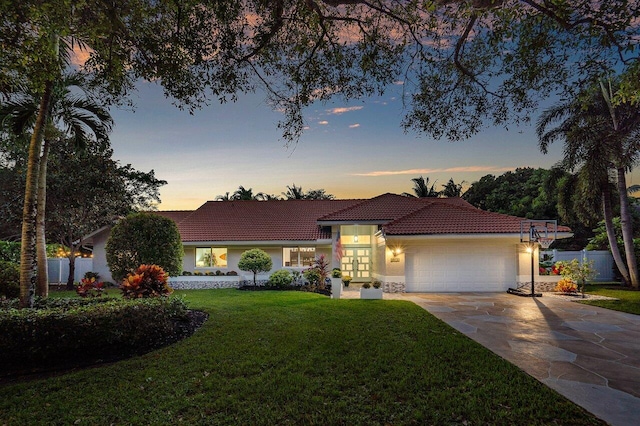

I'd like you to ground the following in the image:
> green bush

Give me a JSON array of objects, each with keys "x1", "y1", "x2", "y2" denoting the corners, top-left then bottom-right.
[
  {"x1": 0, "y1": 260, "x2": 20, "y2": 299},
  {"x1": 0, "y1": 297, "x2": 189, "y2": 373},
  {"x1": 0, "y1": 241, "x2": 21, "y2": 263},
  {"x1": 106, "y1": 213, "x2": 183, "y2": 282},
  {"x1": 238, "y1": 248, "x2": 272, "y2": 286},
  {"x1": 267, "y1": 269, "x2": 293, "y2": 289}
]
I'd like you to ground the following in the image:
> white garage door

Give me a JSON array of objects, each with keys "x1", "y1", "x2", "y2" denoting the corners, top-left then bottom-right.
[{"x1": 405, "y1": 242, "x2": 516, "y2": 292}]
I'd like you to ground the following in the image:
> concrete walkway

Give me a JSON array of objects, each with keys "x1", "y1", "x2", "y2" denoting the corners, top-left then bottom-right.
[{"x1": 382, "y1": 292, "x2": 640, "y2": 426}]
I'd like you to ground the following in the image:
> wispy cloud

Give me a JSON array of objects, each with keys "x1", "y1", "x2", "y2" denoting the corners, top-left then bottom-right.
[
  {"x1": 349, "y1": 123, "x2": 360, "y2": 128},
  {"x1": 318, "y1": 120, "x2": 329, "y2": 125},
  {"x1": 351, "y1": 166, "x2": 516, "y2": 177},
  {"x1": 327, "y1": 106, "x2": 363, "y2": 115}
]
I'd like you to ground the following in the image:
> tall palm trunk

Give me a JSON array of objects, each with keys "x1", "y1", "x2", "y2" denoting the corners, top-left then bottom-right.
[
  {"x1": 602, "y1": 187, "x2": 630, "y2": 284},
  {"x1": 616, "y1": 167, "x2": 639, "y2": 288},
  {"x1": 36, "y1": 139, "x2": 50, "y2": 296},
  {"x1": 20, "y1": 81, "x2": 53, "y2": 308}
]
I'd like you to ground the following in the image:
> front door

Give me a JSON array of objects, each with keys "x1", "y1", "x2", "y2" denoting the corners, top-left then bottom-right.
[{"x1": 341, "y1": 247, "x2": 371, "y2": 282}]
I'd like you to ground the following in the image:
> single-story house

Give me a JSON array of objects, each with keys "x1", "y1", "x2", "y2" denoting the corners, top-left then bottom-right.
[{"x1": 85, "y1": 193, "x2": 571, "y2": 292}]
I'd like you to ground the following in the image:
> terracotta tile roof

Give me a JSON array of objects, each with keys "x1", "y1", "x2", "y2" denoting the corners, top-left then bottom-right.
[
  {"x1": 177, "y1": 199, "x2": 362, "y2": 242},
  {"x1": 382, "y1": 200, "x2": 571, "y2": 235},
  {"x1": 153, "y1": 194, "x2": 570, "y2": 242},
  {"x1": 317, "y1": 193, "x2": 475, "y2": 222},
  {"x1": 153, "y1": 210, "x2": 194, "y2": 223}
]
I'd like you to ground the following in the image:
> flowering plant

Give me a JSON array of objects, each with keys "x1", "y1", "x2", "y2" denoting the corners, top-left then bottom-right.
[
  {"x1": 75, "y1": 277, "x2": 105, "y2": 298},
  {"x1": 120, "y1": 264, "x2": 173, "y2": 299}
]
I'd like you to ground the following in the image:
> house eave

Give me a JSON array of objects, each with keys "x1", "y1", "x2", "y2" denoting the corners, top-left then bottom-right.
[
  {"x1": 383, "y1": 232, "x2": 573, "y2": 240},
  {"x1": 182, "y1": 239, "x2": 332, "y2": 247},
  {"x1": 317, "y1": 220, "x2": 387, "y2": 226}
]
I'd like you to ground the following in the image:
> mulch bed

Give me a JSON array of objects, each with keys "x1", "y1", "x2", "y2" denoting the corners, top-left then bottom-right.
[{"x1": 0, "y1": 309, "x2": 208, "y2": 386}]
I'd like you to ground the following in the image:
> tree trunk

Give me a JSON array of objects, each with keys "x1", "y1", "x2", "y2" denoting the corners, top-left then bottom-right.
[
  {"x1": 616, "y1": 167, "x2": 639, "y2": 288},
  {"x1": 19, "y1": 81, "x2": 53, "y2": 308},
  {"x1": 35, "y1": 139, "x2": 50, "y2": 297},
  {"x1": 602, "y1": 188, "x2": 630, "y2": 285},
  {"x1": 66, "y1": 252, "x2": 76, "y2": 290}
]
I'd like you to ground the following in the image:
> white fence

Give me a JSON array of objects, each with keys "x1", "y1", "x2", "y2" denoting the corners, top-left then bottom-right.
[
  {"x1": 47, "y1": 258, "x2": 94, "y2": 284},
  {"x1": 541, "y1": 250, "x2": 615, "y2": 281}
]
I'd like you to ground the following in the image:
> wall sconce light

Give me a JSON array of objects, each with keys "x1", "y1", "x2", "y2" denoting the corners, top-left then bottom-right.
[{"x1": 354, "y1": 235, "x2": 359, "y2": 243}]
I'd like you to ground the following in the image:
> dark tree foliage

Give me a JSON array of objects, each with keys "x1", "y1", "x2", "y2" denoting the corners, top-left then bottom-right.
[
  {"x1": 462, "y1": 167, "x2": 605, "y2": 248},
  {"x1": 106, "y1": 213, "x2": 183, "y2": 283}
]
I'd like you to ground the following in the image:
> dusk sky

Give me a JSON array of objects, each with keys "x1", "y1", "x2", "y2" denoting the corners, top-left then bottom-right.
[{"x1": 108, "y1": 80, "x2": 639, "y2": 211}]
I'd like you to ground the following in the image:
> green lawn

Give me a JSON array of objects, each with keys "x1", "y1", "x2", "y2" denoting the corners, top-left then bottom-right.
[
  {"x1": 582, "y1": 283, "x2": 640, "y2": 314},
  {"x1": 0, "y1": 290, "x2": 602, "y2": 425}
]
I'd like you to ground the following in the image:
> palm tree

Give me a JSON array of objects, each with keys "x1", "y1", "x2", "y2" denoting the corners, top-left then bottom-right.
[
  {"x1": 232, "y1": 186, "x2": 266, "y2": 201},
  {"x1": 441, "y1": 178, "x2": 465, "y2": 197},
  {"x1": 402, "y1": 176, "x2": 440, "y2": 198},
  {"x1": 537, "y1": 78, "x2": 640, "y2": 288},
  {"x1": 282, "y1": 184, "x2": 305, "y2": 200},
  {"x1": 215, "y1": 192, "x2": 232, "y2": 201},
  {"x1": 0, "y1": 72, "x2": 113, "y2": 293}
]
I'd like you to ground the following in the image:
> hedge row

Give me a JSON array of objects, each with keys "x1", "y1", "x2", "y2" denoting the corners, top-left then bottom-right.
[{"x1": 0, "y1": 297, "x2": 189, "y2": 374}]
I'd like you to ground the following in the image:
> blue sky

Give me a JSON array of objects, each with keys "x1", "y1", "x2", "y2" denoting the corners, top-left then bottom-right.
[{"x1": 108, "y1": 81, "x2": 639, "y2": 210}]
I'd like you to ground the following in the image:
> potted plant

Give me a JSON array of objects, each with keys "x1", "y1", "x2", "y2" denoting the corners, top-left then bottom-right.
[
  {"x1": 360, "y1": 280, "x2": 383, "y2": 299},
  {"x1": 341, "y1": 275, "x2": 352, "y2": 287},
  {"x1": 331, "y1": 268, "x2": 342, "y2": 299}
]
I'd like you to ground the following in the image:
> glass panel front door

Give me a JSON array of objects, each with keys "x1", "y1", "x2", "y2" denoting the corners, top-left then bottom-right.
[{"x1": 341, "y1": 247, "x2": 371, "y2": 281}]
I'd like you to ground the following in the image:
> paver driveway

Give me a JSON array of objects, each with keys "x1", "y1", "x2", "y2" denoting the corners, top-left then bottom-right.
[{"x1": 387, "y1": 292, "x2": 640, "y2": 426}]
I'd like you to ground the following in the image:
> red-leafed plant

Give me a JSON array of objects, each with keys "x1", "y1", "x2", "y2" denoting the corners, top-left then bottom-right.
[
  {"x1": 75, "y1": 277, "x2": 105, "y2": 298},
  {"x1": 120, "y1": 264, "x2": 173, "y2": 299}
]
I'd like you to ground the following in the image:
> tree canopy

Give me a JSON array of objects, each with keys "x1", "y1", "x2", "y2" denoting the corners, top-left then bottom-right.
[
  {"x1": 3, "y1": 1, "x2": 637, "y2": 141},
  {"x1": 106, "y1": 213, "x2": 183, "y2": 283}
]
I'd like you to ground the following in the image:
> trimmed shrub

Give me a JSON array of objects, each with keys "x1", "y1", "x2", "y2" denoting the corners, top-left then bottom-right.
[
  {"x1": 238, "y1": 249, "x2": 272, "y2": 286},
  {"x1": 0, "y1": 297, "x2": 189, "y2": 373},
  {"x1": 267, "y1": 269, "x2": 293, "y2": 289},
  {"x1": 121, "y1": 264, "x2": 173, "y2": 299},
  {"x1": 0, "y1": 260, "x2": 20, "y2": 299},
  {"x1": 106, "y1": 212, "x2": 183, "y2": 282}
]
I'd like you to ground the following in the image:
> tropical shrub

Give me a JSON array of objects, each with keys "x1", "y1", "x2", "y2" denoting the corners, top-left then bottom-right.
[
  {"x1": 0, "y1": 260, "x2": 19, "y2": 299},
  {"x1": 362, "y1": 282, "x2": 371, "y2": 289},
  {"x1": 226, "y1": 270, "x2": 238, "y2": 276},
  {"x1": 373, "y1": 280, "x2": 382, "y2": 289},
  {"x1": 238, "y1": 249, "x2": 272, "y2": 286},
  {"x1": 120, "y1": 264, "x2": 173, "y2": 299},
  {"x1": 0, "y1": 297, "x2": 189, "y2": 373},
  {"x1": 106, "y1": 212, "x2": 183, "y2": 282},
  {"x1": 554, "y1": 278, "x2": 577, "y2": 293},
  {"x1": 304, "y1": 254, "x2": 331, "y2": 289},
  {"x1": 75, "y1": 276, "x2": 105, "y2": 298},
  {"x1": 556, "y1": 258, "x2": 598, "y2": 297},
  {"x1": 267, "y1": 269, "x2": 293, "y2": 289}
]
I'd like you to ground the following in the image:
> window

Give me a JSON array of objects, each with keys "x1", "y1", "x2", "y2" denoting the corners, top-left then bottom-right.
[
  {"x1": 195, "y1": 247, "x2": 227, "y2": 268},
  {"x1": 283, "y1": 247, "x2": 315, "y2": 267}
]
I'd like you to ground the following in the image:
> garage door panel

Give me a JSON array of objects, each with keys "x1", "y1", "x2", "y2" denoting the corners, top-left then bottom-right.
[{"x1": 406, "y1": 242, "x2": 515, "y2": 292}]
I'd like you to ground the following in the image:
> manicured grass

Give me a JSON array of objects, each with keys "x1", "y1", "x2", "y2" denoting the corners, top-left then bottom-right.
[
  {"x1": 582, "y1": 283, "x2": 640, "y2": 314},
  {"x1": 0, "y1": 290, "x2": 602, "y2": 425}
]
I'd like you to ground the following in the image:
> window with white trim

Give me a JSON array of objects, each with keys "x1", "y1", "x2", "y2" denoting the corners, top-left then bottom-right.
[
  {"x1": 195, "y1": 247, "x2": 228, "y2": 267},
  {"x1": 282, "y1": 247, "x2": 315, "y2": 267}
]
